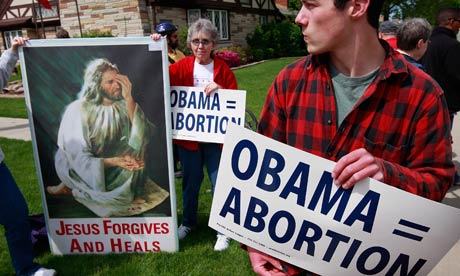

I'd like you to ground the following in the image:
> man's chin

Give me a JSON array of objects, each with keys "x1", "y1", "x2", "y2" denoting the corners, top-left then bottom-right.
[{"x1": 307, "y1": 45, "x2": 326, "y2": 55}]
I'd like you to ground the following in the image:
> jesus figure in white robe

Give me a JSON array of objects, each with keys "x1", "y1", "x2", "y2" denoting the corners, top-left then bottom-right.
[{"x1": 47, "y1": 58, "x2": 169, "y2": 217}]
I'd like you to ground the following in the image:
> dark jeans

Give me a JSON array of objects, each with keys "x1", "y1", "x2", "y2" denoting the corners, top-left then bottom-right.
[
  {"x1": 177, "y1": 143, "x2": 222, "y2": 227},
  {"x1": 0, "y1": 162, "x2": 41, "y2": 275}
]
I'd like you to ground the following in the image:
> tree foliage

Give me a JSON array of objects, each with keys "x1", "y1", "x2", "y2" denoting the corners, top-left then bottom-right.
[
  {"x1": 286, "y1": 0, "x2": 460, "y2": 24},
  {"x1": 288, "y1": 0, "x2": 302, "y2": 10},
  {"x1": 246, "y1": 18, "x2": 307, "y2": 61},
  {"x1": 383, "y1": 0, "x2": 460, "y2": 24}
]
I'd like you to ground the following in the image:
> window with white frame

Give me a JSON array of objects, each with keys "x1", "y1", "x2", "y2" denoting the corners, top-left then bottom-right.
[
  {"x1": 206, "y1": 10, "x2": 229, "y2": 40},
  {"x1": 4, "y1": 30, "x2": 23, "y2": 49},
  {"x1": 34, "y1": 5, "x2": 58, "y2": 19},
  {"x1": 187, "y1": 9, "x2": 201, "y2": 25}
]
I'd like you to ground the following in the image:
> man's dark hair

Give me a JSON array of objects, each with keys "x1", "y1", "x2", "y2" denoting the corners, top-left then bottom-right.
[
  {"x1": 397, "y1": 18, "x2": 431, "y2": 51},
  {"x1": 334, "y1": 0, "x2": 385, "y2": 29},
  {"x1": 435, "y1": 7, "x2": 460, "y2": 26},
  {"x1": 56, "y1": 29, "x2": 70, "y2": 39}
]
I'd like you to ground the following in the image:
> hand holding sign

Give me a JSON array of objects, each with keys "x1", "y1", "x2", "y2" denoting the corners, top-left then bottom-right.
[
  {"x1": 332, "y1": 148, "x2": 384, "y2": 190},
  {"x1": 170, "y1": 86, "x2": 246, "y2": 143},
  {"x1": 204, "y1": 81, "x2": 221, "y2": 96},
  {"x1": 248, "y1": 246, "x2": 292, "y2": 276}
]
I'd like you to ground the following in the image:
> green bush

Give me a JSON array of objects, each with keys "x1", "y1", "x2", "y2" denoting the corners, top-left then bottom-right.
[
  {"x1": 9, "y1": 64, "x2": 22, "y2": 82},
  {"x1": 178, "y1": 26, "x2": 191, "y2": 56},
  {"x1": 250, "y1": 48, "x2": 264, "y2": 61},
  {"x1": 80, "y1": 30, "x2": 114, "y2": 38},
  {"x1": 264, "y1": 48, "x2": 275, "y2": 60},
  {"x1": 246, "y1": 18, "x2": 307, "y2": 61}
]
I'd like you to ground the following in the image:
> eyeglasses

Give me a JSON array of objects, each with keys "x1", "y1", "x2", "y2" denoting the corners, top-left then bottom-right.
[{"x1": 191, "y1": 39, "x2": 212, "y2": 46}]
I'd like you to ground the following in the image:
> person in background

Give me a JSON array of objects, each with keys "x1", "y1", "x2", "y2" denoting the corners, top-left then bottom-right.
[
  {"x1": 0, "y1": 37, "x2": 57, "y2": 276},
  {"x1": 422, "y1": 7, "x2": 460, "y2": 185},
  {"x1": 246, "y1": 0, "x2": 454, "y2": 275},
  {"x1": 152, "y1": 18, "x2": 237, "y2": 251},
  {"x1": 155, "y1": 21, "x2": 185, "y2": 178},
  {"x1": 378, "y1": 20, "x2": 399, "y2": 49},
  {"x1": 155, "y1": 22, "x2": 186, "y2": 65},
  {"x1": 396, "y1": 18, "x2": 432, "y2": 71},
  {"x1": 55, "y1": 29, "x2": 70, "y2": 39}
]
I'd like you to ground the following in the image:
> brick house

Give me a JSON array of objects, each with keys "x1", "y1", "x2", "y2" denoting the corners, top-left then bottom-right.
[{"x1": 0, "y1": 0, "x2": 283, "y2": 51}]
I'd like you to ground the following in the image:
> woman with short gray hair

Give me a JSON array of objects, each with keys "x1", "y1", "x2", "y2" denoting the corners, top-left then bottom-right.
[{"x1": 151, "y1": 18, "x2": 237, "y2": 251}]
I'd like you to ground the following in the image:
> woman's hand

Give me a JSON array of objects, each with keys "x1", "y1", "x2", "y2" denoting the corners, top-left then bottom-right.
[
  {"x1": 204, "y1": 81, "x2": 221, "y2": 96},
  {"x1": 11, "y1": 36, "x2": 29, "y2": 52}
]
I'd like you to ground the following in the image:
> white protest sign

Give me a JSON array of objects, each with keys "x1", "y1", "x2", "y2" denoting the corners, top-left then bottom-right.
[
  {"x1": 209, "y1": 123, "x2": 460, "y2": 276},
  {"x1": 170, "y1": 86, "x2": 246, "y2": 143}
]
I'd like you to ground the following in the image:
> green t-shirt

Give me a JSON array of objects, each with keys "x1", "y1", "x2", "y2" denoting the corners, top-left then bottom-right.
[{"x1": 328, "y1": 62, "x2": 379, "y2": 126}]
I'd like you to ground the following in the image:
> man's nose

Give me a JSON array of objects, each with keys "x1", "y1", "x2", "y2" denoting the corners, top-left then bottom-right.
[{"x1": 295, "y1": 7, "x2": 308, "y2": 26}]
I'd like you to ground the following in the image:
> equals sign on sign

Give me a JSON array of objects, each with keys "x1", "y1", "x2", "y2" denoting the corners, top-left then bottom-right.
[
  {"x1": 226, "y1": 100, "x2": 237, "y2": 109},
  {"x1": 392, "y1": 219, "x2": 430, "y2": 241}
]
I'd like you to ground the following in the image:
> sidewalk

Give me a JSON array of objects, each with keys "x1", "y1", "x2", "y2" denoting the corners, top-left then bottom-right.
[
  {"x1": 0, "y1": 116, "x2": 459, "y2": 274},
  {"x1": 0, "y1": 117, "x2": 31, "y2": 141},
  {"x1": 428, "y1": 117, "x2": 460, "y2": 276}
]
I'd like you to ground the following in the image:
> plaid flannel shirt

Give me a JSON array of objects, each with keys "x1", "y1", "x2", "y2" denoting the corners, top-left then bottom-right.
[{"x1": 258, "y1": 45, "x2": 453, "y2": 203}]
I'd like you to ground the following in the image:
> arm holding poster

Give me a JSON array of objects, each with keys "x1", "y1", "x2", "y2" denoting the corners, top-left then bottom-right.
[{"x1": 0, "y1": 36, "x2": 57, "y2": 276}]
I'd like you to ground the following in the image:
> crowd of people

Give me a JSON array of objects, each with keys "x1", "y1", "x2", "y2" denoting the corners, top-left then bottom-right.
[
  {"x1": 380, "y1": 8, "x2": 460, "y2": 185},
  {"x1": 1, "y1": 0, "x2": 460, "y2": 275}
]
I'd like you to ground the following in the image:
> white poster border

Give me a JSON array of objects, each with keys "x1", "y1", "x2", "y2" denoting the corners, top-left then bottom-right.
[{"x1": 19, "y1": 37, "x2": 179, "y2": 254}]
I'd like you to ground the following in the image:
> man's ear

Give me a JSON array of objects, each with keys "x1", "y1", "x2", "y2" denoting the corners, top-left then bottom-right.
[
  {"x1": 349, "y1": 0, "x2": 370, "y2": 20},
  {"x1": 447, "y1": 18, "x2": 455, "y2": 29},
  {"x1": 416, "y1": 38, "x2": 424, "y2": 49}
]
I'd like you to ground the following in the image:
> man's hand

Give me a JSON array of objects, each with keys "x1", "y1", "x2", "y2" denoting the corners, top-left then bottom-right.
[
  {"x1": 204, "y1": 81, "x2": 221, "y2": 96},
  {"x1": 115, "y1": 73, "x2": 136, "y2": 120},
  {"x1": 104, "y1": 156, "x2": 144, "y2": 171},
  {"x1": 332, "y1": 148, "x2": 384, "y2": 189},
  {"x1": 115, "y1": 74, "x2": 133, "y2": 101},
  {"x1": 247, "y1": 247, "x2": 290, "y2": 276},
  {"x1": 11, "y1": 36, "x2": 29, "y2": 52},
  {"x1": 150, "y1": 33, "x2": 162, "y2": 41}
]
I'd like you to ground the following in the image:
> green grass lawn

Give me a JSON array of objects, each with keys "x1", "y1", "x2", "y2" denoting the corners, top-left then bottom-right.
[
  {"x1": 0, "y1": 57, "x2": 300, "y2": 276},
  {"x1": 234, "y1": 57, "x2": 299, "y2": 118},
  {"x1": 0, "y1": 98, "x2": 28, "y2": 118}
]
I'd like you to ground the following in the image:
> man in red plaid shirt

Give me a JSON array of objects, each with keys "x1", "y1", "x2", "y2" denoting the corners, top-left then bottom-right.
[{"x1": 246, "y1": 0, "x2": 455, "y2": 275}]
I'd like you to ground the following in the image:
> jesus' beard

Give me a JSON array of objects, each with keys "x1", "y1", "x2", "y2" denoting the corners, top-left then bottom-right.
[
  {"x1": 102, "y1": 88, "x2": 124, "y2": 102},
  {"x1": 83, "y1": 99, "x2": 130, "y2": 157}
]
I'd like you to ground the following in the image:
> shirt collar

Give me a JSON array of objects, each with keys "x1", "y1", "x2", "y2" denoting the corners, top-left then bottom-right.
[
  {"x1": 307, "y1": 39, "x2": 409, "y2": 81},
  {"x1": 432, "y1": 26, "x2": 457, "y2": 39}
]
